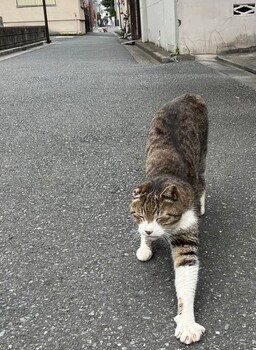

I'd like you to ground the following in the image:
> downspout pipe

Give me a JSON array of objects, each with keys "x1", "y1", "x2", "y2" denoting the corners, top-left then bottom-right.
[{"x1": 140, "y1": 0, "x2": 148, "y2": 42}]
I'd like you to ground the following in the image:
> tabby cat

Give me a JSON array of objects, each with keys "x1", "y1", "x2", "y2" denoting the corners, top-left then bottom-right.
[{"x1": 130, "y1": 94, "x2": 208, "y2": 345}]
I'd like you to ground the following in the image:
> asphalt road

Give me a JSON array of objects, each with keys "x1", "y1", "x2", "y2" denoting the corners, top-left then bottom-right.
[{"x1": 0, "y1": 33, "x2": 255, "y2": 350}]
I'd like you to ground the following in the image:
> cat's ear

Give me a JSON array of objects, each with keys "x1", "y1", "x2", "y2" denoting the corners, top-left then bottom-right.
[
  {"x1": 160, "y1": 185, "x2": 179, "y2": 202},
  {"x1": 132, "y1": 183, "x2": 148, "y2": 199}
]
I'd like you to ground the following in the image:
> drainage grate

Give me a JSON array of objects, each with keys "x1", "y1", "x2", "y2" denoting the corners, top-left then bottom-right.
[{"x1": 233, "y1": 3, "x2": 255, "y2": 15}]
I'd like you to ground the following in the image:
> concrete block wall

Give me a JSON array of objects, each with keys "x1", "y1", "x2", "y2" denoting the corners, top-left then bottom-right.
[
  {"x1": 0, "y1": 26, "x2": 46, "y2": 51},
  {"x1": 140, "y1": 0, "x2": 256, "y2": 55},
  {"x1": 177, "y1": 0, "x2": 256, "y2": 54}
]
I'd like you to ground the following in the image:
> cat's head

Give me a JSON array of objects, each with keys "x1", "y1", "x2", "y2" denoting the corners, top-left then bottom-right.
[{"x1": 130, "y1": 178, "x2": 197, "y2": 240}]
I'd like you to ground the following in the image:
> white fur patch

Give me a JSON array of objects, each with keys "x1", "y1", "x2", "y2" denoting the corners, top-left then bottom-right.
[
  {"x1": 136, "y1": 246, "x2": 153, "y2": 261},
  {"x1": 174, "y1": 316, "x2": 205, "y2": 344},
  {"x1": 200, "y1": 191, "x2": 206, "y2": 215},
  {"x1": 174, "y1": 264, "x2": 205, "y2": 344},
  {"x1": 138, "y1": 220, "x2": 164, "y2": 239},
  {"x1": 136, "y1": 235, "x2": 153, "y2": 261},
  {"x1": 176, "y1": 209, "x2": 198, "y2": 231},
  {"x1": 175, "y1": 265, "x2": 199, "y2": 315}
]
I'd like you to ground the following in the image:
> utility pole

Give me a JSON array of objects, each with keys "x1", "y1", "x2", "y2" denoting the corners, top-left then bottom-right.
[
  {"x1": 129, "y1": 0, "x2": 141, "y2": 40},
  {"x1": 42, "y1": 0, "x2": 51, "y2": 44}
]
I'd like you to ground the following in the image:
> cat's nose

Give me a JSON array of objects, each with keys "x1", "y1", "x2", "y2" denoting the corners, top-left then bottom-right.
[{"x1": 145, "y1": 230, "x2": 153, "y2": 235}]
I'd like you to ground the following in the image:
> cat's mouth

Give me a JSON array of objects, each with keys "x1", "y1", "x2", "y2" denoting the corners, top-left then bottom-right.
[{"x1": 144, "y1": 235, "x2": 160, "y2": 241}]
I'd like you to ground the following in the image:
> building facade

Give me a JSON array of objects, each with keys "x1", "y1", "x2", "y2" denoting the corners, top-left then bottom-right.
[
  {"x1": 0, "y1": 0, "x2": 88, "y2": 34},
  {"x1": 139, "y1": 0, "x2": 256, "y2": 54}
]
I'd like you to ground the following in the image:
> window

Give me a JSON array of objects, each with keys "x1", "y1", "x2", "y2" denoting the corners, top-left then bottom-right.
[
  {"x1": 233, "y1": 3, "x2": 255, "y2": 15},
  {"x1": 16, "y1": 0, "x2": 56, "y2": 7}
]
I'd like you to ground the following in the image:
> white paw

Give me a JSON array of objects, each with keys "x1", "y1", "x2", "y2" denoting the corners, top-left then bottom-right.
[
  {"x1": 174, "y1": 315, "x2": 205, "y2": 344},
  {"x1": 136, "y1": 247, "x2": 153, "y2": 261},
  {"x1": 200, "y1": 205, "x2": 205, "y2": 216}
]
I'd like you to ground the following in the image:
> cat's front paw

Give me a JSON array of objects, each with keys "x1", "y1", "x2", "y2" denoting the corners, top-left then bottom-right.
[
  {"x1": 174, "y1": 315, "x2": 205, "y2": 344},
  {"x1": 136, "y1": 246, "x2": 153, "y2": 261}
]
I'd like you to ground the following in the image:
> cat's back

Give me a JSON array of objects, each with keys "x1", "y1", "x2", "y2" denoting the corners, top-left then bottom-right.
[
  {"x1": 148, "y1": 93, "x2": 207, "y2": 137},
  {"x1": 146, "y1": 94, "x2": 208, "y2": 180}
]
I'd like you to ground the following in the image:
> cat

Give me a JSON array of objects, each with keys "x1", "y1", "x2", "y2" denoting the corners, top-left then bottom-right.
[{"x1": 130, "y1": 93, "x2": 208, "y2": 345}]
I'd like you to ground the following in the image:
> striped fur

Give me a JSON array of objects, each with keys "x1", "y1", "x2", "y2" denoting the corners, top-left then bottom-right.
[{"x1": 130, "y1": 94, "x2": 208, "y2": 345}]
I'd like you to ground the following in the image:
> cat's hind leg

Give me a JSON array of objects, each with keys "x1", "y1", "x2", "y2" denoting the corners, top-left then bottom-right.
[
  {"x1": 136, "y1": 235, "x2": 153, "y2": 261},
  {"x1": 198, "y1": 156, "x2": 206, "y2": 216},
  {"x1": 197, "y1": 142, "x2": 207, "y2": 215},
  {"x1": 199, "y1": 190, "x2": 206, "y2": 216}
]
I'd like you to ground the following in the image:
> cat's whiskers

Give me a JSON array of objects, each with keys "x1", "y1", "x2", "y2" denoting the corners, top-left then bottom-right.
[
  {"x1": 159, "y1": 234, "x2": 171, "y2": 247},
  {"x1": 162, "y1": 228, "x2": 176, "y2": 241},
  {"x1": 164, "y1": 231, "x2": 175, "y2": 244}
]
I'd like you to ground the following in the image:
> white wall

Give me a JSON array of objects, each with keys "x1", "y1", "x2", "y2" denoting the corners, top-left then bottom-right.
[
  {"x1": 177, "y1": 0, "x2": 256, "y2": 54},
  {"x1": 140, "y1": 0, "x2": 177, "y2": 52}
]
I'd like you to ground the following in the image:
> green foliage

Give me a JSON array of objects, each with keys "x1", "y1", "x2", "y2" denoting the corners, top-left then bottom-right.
[
  {"x1": 101, "y1": 0, "x2": 113, "y2": 7},
  {"x1": 101, "y1": 0, "x2": 115, "y2": 17}
]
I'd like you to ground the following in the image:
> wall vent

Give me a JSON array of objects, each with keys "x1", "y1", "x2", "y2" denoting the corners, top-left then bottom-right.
[{"x1": 233, "y1": 3, "x2": 255, "y2": 15}]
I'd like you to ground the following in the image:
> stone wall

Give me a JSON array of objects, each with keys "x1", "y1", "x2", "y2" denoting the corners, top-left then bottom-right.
[{"x1": 0, "y1": 26, "x2": 46, "y2": 51}]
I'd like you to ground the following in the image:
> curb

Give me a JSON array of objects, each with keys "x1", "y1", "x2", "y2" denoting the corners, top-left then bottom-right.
[
  {"x1": 217, "y1": 56, "x2": 256, "y2": 75},
  {"x1": 0, "y1": 41, "x2": 46, "y2": 57},
  {"x1": 134, "y1": 40, "x2": 172, "y2": 63},
  {"x1": 131, "y1": 40, "x2": 194, "y2": 63}
]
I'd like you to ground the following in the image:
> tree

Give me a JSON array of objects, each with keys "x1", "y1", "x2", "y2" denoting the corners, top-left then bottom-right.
[{"x1": 101, "y1": 0, "x2": 115, "y2": 17}]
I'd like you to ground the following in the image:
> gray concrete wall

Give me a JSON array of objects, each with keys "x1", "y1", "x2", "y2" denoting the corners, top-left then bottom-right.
[
  {"x1": 177, "y1": 0, "x2": 256, "y2": 54},
  {"x1": 0, "y1": 26, "x2": 46, "y2": 51}
]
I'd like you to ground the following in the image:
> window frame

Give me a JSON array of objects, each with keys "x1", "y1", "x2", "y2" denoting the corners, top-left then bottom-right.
[{"x1": 16, "y1": 0, "x2": 56, "y2": 8}]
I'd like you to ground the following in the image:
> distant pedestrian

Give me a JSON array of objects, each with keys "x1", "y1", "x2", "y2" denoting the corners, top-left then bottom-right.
[{"x1": 102, "y1": 13, "x2": 109, "y2": 32}]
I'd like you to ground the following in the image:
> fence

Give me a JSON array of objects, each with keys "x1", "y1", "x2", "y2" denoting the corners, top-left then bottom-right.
[{"x1": 0, "y1": 26, "x2": 46, "y2": 51}]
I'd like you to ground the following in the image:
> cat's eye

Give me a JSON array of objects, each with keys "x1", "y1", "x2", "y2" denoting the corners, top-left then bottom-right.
[
  {"x1": 156, "y1": 214, "x2": 181, "y2": 224},
  {"x1": 136, "y1": 214, "x2": 144, "y2": 219},
  {"x1": 132, "y1": 213, "x2": 144, "y2": 221},
  {"x1": 156, "y1": 214, "x2": 171, "y2": 220}
]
